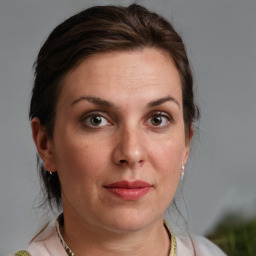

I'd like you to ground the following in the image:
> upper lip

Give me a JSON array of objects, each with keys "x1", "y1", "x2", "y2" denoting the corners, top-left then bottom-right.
[{"x1": 104, "y1": 180, "x2": 152, "y2": 189}]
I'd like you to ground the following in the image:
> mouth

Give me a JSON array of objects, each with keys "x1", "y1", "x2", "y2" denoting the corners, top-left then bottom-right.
[{"x1": 103, "y1": 180, "x2": 152, "y2": 200}]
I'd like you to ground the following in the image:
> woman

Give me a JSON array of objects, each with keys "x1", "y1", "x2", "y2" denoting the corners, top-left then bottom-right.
[{"x1": 14, "y1": 4, "x2": 226, "y2": 256}]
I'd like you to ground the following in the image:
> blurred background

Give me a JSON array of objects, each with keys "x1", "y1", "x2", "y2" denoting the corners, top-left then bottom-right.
[{"x1": 0, "y1": 0, "x2": 255, "y2": 255}]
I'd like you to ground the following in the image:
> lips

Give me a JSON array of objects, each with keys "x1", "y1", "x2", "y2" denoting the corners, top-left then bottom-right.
[{"x1": 104, "y1": 180, "x2": 152, "y2": 200}]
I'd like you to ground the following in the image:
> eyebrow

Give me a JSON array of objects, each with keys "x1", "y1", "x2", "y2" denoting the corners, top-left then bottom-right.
[
  {"x1": 71, "y1": 95, "x2": 180, "y2": 109},
  {"x1": 147, "y1": 96, "x2": 180, "y2": 109},
  {"x1": 71, "y1": 96, "x2": 114, "y2": 108}
]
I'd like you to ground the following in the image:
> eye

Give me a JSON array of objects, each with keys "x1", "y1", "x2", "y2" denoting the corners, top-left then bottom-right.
[
  {"x1": 147, "y1": 113, "x2": 170, "y2": 127},
  {"x1": 82, "y1": 113, "x2": 111, "y2": 128}
]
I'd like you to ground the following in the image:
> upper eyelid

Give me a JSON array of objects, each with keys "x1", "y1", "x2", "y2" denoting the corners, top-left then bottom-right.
[
  {"x1": 80, "y1": 110, "x2": 109, "y2": 119},
  {"x1": 79, "y1": 111, "x2": 110, "y2": 123},
  {"x1": 145, "y1": 110, "x2": 173, "y2": 120}
]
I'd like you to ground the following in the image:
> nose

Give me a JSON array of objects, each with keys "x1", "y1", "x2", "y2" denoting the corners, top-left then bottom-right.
[{"x1": 112, "y1": 126, "x2": 147, "y2": 168}]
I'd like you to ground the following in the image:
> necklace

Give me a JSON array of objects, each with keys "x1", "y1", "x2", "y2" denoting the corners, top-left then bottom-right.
[
  {"x1": 164, "y1": 220, "x2": 177, "y2": 256},
  {"x1": 55, "y1": 214, "x2": 177, "y2": 256}
]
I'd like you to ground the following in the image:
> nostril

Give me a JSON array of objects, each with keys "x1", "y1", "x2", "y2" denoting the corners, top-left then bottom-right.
[
  {"x1": 119, "y1": 159, "x2": 127, "y2": 164},
  {"x1": 138, "y1": 160, "x2": 144, "y2": 166}
]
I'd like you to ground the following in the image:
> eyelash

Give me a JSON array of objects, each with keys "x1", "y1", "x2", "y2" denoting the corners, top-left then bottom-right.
[{"x1": 80, "y1": 111, "x2": 172, "y2": 129}]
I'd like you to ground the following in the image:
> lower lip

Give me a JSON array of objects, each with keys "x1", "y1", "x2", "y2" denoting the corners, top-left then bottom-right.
[{"x1": 105, "y1": 187, "x2": 151, "y2": 200}]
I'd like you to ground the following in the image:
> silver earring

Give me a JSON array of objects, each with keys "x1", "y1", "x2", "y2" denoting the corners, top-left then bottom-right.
[{"x1": 181, "y1": 166, "x2": 185, "y2": 181}]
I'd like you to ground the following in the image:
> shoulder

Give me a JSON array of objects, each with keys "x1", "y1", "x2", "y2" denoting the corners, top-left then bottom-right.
[
  {"x1": 192, "y1": 235, "x2": 226, "y2": 255},
  {"x1": 176, "y1": 233, "x2": 226, "y2": 256},
  {"x1": 11, "y1": 223, "x2": 66, "y2": 256}
]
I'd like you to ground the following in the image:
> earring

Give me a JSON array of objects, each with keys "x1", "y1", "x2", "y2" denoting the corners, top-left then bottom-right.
[
  {"x1": 181, "y1": 166, "x2": 185, "y2": 181},
  {"x1": 48, "y1": 167, "x2": 53, "y2": 175},
  {"x1": 46, "y1": 166, "x2": 54, "y2": 175}
]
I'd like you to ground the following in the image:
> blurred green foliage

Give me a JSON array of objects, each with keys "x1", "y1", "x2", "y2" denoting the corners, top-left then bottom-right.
[{"x1": 206, "y1": 213, "x2": 256, "y2": 256}]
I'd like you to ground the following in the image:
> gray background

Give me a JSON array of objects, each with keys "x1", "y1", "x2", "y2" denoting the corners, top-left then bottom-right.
[{"x1": 0, "y1": 0, "x2": 255, "y2": 254}]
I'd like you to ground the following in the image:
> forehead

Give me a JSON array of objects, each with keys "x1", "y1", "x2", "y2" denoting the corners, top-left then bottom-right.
[{"x1": 58, "y1": 48, "x2": 182, "y2": 107}]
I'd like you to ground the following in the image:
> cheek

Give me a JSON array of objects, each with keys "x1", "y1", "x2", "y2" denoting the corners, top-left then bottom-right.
[
  {"x1": 149, "y1": 139, "x2": 184, "y2": 192},
  {"x1": 150, "y1": 139, "x2": 184, "y2": 172},
  {"x1": 53, "y1": 133, "x2": 111, "y2": 188}
]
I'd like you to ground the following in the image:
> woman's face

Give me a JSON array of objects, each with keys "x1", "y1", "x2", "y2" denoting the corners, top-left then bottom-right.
[{"x1": 48, "y1": 48, "x2": 190, "y2": 232}]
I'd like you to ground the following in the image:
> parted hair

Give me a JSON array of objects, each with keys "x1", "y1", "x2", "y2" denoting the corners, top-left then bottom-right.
[{"x1": 29, "y1": 4, "x2": 199, "y2": 209}]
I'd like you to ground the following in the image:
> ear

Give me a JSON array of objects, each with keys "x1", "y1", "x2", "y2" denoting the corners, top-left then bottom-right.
[
  {"x1": 182, "y1": 125, "x2": 194, "y2": 167},
  {"x1": 31, "y1": 117, "x2": 56, "y2": 172}
]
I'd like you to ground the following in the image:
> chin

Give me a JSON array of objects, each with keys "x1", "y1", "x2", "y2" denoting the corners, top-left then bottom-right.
[{"x1": 98, "y1": 208, "x2": 162, "y2": 233}]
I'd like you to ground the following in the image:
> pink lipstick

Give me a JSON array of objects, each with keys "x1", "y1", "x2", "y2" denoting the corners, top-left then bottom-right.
[{"x1": 104, "y1": 180, "x2": 152, "y2": 200}]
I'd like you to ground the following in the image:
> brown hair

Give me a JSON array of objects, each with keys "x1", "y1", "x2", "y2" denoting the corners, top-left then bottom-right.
[{"x1": 29, "y1": 4, "x2": 199, "y2": 209}]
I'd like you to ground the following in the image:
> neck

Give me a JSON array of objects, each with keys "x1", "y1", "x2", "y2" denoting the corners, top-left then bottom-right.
[{"x1": 60, "y1": 212, "x2": 171, "y2": 256}]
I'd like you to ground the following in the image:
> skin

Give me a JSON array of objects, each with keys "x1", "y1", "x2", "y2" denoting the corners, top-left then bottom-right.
[{"x1": 32, "y1": 48, "x2": 192, "y2": 256}]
